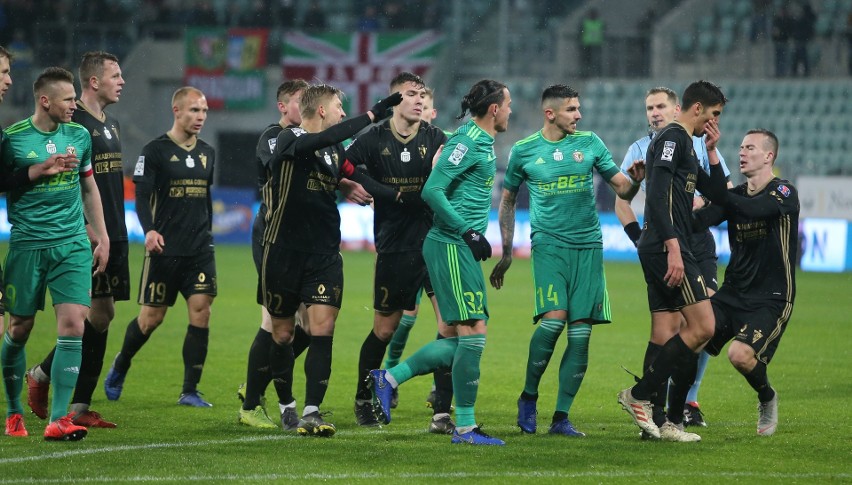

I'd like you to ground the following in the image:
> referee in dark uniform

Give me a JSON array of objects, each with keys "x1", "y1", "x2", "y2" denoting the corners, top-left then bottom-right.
[
  {"x1": 104, "y1": 87, "x2": 217, "y2": 408},
  {"x1": 345, "y1": 72, "x2": 454, "y2": 433},
  {"x1": 258, "y1": 83, "x2": 401, "y2": 437}
]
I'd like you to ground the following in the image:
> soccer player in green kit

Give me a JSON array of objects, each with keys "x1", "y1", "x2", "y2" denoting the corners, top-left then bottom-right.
[
  {"x1": 371, "y1": 79, "x2": 511, "y2": 445},
  {"x1": 2, "y1": 67, "x2": 109, "y2": 441},
  {"x1": 490, "y1": 84, "x2": 644, "y2": 437}
]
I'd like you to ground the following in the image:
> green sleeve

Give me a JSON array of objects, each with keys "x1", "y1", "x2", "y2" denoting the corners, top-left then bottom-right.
[
  {"x1": 592, "y1": 133, "x2": 619, "y2": 182},
  {"x1": 421, "y1": 139, "x2": 473, "y2": 235}
]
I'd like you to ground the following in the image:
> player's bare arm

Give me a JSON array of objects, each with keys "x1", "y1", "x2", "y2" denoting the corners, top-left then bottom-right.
[
  {"x1": 80, "y1": 174, "x2": 110, "y2": 275},
  {"x1": 489, "y1": 188, "x2": 517, "y2": 290}
]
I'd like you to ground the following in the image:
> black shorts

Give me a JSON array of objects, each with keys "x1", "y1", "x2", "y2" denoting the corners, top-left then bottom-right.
[
  {"x1": 690, "y1": 230, "x2": 719, "y2": 292},
  {"x1": 92, "y1": 241, "x2": 131, "y2": 301},
  {"x1": 705, "y1": 289, "x2": 793, "y2": 365},
  {"x1": 257, "y1": 245, "x2": 343, "y2": 318},
  {"x1": 639, "y1": 250, "x2": 710, "y2": 312},
  {"x1": 373, "y1": 251, "x2": 433, "y2": 312},
  {"x1": 137, "y1": 251, "x2": 217, "y2": 307}
]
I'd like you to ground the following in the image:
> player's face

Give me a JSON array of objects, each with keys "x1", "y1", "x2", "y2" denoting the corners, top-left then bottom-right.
[
  {"x1": 645, "y1": 92, "x2": 678, "y2": 131},
  {"x1": 552, "y1": 97, "x2": 582, "y2": 135},
  {"x1": 0, "y1": 56, "x2": 11, "y2": 104},
  {"x1": 421, "y1": 95, "x2": 436, "y2": 123},
  {"x1": 322, "y1": 94, "x2": 345, "y2": 128},
  {"x1": 694, "y1": 103, "x2": 723, "y2": 136},
  {"x1": 280, "y1": 89, "x2": 303, "y2": 126},
  {"x1": 738, "y1": 133, "x2": 773, "y2": 177},
  {"x1": 46, "y1": 81, "x2": 77, "y2": 123},
  {"x1": 494, "y1": 88, "x2": 512, "y2": 133},
  {"x1": 176, "y1": 93, "x2": 209, "y2": 136},
  {"x1": 394, "y1": 81, "x2": 425, "y2": 123},
  {"x1": 98, "y1": 60, "x2": 124, "y2": 105}
]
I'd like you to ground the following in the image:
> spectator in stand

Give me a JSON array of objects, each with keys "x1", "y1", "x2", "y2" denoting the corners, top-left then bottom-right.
[
  {"x1": 772, "y1": 6, "x2": 793, "y2": 77},
  {"x1": 750, "y1": 0, "x2": 772, "y2": 42},
  {"x1": 302, "y1": 3, "x2": 328, "y2": 31},
  {"x1": 791, "y1": 1, "x2": 817, "y2": 77},
  {"x1": 579, "y1": 8, "x2": 604, "y2": 78},
  {"x1": 358, "y1": 5, "x2": 381, "y2": 32}
]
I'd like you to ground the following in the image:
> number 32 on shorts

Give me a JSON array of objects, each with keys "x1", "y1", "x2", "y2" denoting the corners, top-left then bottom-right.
[{"x1": 463, "y1": 291, "x2": 484, "y2": 313}]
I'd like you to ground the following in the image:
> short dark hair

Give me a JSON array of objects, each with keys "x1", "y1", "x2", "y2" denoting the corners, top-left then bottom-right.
[
  {"x1": 541, "y1": 84, "x2": 579, "y2": 108},
  {"x1": 276, "y1": 79, "x2": 309, "y2": 102},
  {"x1": 681, "y1": 80, "x2": 727, "y2": 110},
  {"x1": 457, "y1": 79, "x2": 507, "y2": 119},
  {"x1": 33, "y1": 67, "x2": 74, "y2": 97},
  {"x1": 747, "y1": 128, "x2": 779, "y2": 163},
  {"x1": 78, "y1": 51, "x2": 119, "y2": 89},
  {"x1": 389, "y1": 71, "x2": 425, "y2": 93},
  {"x1": 300, "y1": 83, "x2": 343, "y2": 118},
  {"x1": 646, "y1": 86, "x2": 678, "y2": 105},
  {"x1": 0, "y1": 45, "x2": 12, "y2": 63}
]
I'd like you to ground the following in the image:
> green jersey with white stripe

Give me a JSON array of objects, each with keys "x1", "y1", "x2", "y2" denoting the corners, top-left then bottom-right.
[
  {"x1": 422, "y1": 119, "x2": 496, "y2": 244},
  {"x1": 504, "y1": 130, "x2": 619, "y2": 248},
  {"x1": 1, "y1": 117, "x2": 92, "y2": 249}
]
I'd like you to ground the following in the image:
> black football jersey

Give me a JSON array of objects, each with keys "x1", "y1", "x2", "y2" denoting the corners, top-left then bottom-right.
[
  {"x1": 73, "y1": 102, "x2": 127, "y2": 241},
  {"x1": 345, "y1": 120, "x2": 447, "y2": 253},
  {"x1": 133, "y1": 133, "x2": 215, "y2": 256}
]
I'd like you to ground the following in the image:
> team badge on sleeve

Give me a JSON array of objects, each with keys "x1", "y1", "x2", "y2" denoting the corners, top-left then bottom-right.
[
  {"x1": 268, "y1": 138, "x2": 277, "y2": 153},
  {"x1": 134, "y1": 156, "x2": 145, "y2": 176},
  {"x1": 448, "y1": 143, "x2": 468, "y2": 165},
  {"x1": 777, "y1": 185, "x2": 790, "y2": 197},
  {"x1": 662, "y1": 141, "x2": 676, "y2": 162}
]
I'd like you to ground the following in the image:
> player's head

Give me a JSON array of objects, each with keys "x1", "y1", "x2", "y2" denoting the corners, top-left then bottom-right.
[
  {"x1": 33, "y1": 67, "x2": 76, "y2": 123},
  {"x1": 681, "y1": 80, "x2": 727, "y2": 136},
  {"x1": 541, "y1": 84, "x2": 581, "y2": 135},
  {"x1": 0, "y1": 45, "x2": 12, "y2": 104},
  {"x1": 459, "y1": 79, "x2": 511, "y2": 132},
  {"x1": 645, "y1": 87, "x2": 679, "y2": 131},
  {"x1": 421, "y1": 87, "x2": 437, "y2": 124},
  {"x1": 301, "y1": 83, "x2": 345, "y2": 127},
  {"x1": 739, "y1": 129, "x2": 779, "y2": 176},
  {"x1": 171, "y1": 86, "x2": 208, "y2": 136},
  {"x1": 389, "y1": 71, "x2": 426, "y2": 124},
  {"x1": 277, "y1": 78, "x2": 309, "y2": 126},
  {"x1": 79, "y1": 51, "x2": 124, "y2": 105}
]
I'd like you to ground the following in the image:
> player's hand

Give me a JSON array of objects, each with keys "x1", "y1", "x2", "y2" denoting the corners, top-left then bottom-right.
[
  {"x1": 92, "y1": 238, "x2": 110, "y2": 276},
  {"x1": 692, "y1": 194, "x2": 707, "y2": 211},
  {"x1": 489, "y1": 254, "x2": 513, "y2": 289},
  {"x1": 462, "y1": 228, "x2": 492, "y2": 261},
  {"x1": 663, "y1": 241, "x2": 684, "y2": 288},
  {"x1": 627, "y1": 159, "x2": 645, "y2": 183},
  {"x1": 397, "y1": 190, "x2": 427, "y2": 212},
  {"x1": 369, "y1": 92, "x2": 403, "y2": 122},
  {"x1": 29, "y1": 153, "x2": 79, "y2": 180},
  {"x1": 145, "y1": 230, "x2": 165, "y2": 254},
  {"x1": 431, "y1": 144, "x2": 444, "y2": 168},
  {"x1": 339, "y1": 178, "x2": 373, "y2": 206},
  {"x1": 623, "y1": 221, "x2": 642, "y2": 247},
  {"x1": 704, "y1": 119, "x2": 720, "y2": 151}
]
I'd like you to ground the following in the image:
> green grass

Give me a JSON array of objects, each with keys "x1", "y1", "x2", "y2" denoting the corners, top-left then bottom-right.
[{"x1": 1, "y1": 244, "x2": 850, "y2": 483}]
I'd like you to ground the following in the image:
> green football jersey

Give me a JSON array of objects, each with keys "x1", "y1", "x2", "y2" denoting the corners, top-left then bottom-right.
[
  {"x1": 1, "y1": 117, "x2": 92, "y2": 249},
  {"x1": 422, "y1": 119, "x2": 496, "y2": 244},
  {"x1": 504, "y1": 130, "x2": 619, "y2": 248}
]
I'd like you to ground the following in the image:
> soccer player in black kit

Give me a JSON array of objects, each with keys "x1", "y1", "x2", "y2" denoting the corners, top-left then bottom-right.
[
  {"x1": 693, "y1": 129, "x2": 798, "y2": 437},
  {"x1": 618, "y1": 80, "x2": 728, "y2": 442},
  {"x1": 27, "y1": 51, "x2": 126, "y2": 429},
  {"x1": 104, "y1": 87, "x2": 218, "y2": 407},
  {"x1": 345, "y1": 72, "x2": 454, "y2": 433},
  {"x1": 258, "y1": 83, "x2": 402, "y2": 437}
]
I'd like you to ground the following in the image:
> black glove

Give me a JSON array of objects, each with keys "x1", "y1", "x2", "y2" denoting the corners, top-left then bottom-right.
[
  {"x1": 397, "y1": 191, "x2": 427, "y2": 211},
  {"x1": 462, "y1": 228, "x2": 492, "y2": 261},
  {"x1": 623, "y1": 221, "x2": 642, "y2": 247},
  {"x1": 370, "y1": 92, "x2": 403, "y2": 122}
]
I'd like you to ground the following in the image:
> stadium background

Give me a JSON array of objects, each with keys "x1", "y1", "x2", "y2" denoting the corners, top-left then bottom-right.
[{"x1": 0, "y1": 0, "x2": 850, "y2": 271}]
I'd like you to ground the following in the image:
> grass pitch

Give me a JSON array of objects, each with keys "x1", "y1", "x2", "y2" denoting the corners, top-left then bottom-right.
[{"x1": 1, "y1": 244, "x2": 850, "y2": 483}]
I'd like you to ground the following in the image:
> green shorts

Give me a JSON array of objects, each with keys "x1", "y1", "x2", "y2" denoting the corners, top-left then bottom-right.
[
  {"x1": 422, "y1": 237, "x2": 488, "y2": 324},
  {"x1": 530, "y1": 245, "x2": 611, "y2": 324},
  {"x1": 4, "y1": 238, "x2": 93, "y2": 315}
]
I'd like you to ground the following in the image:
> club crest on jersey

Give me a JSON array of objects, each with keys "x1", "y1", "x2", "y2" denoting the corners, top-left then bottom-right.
[
  {"x1": 553, "y1": 149, "x2": 564, "y2": 161},
  {"x1": 200, "y1": 153, "x2": 208, "y2": 169},
  {"x1": 401, "y1": 148, "x2": 411, "y2": 163},
  {"x1": 572, "y1": 150, "x2": 583, "y2": 163},
  {"x1": 777, "y1": 185, "x2": 790, "y2": 197},
  {"x1": 662, "y1": 141, "x2": 676, "y2": 161},
  {"x1": 134, "y1": 156, "x2": 145, "y2": 176},
  {"x1": 104, "y1": 126, "x2": 113, "y2": 140},
  {"x1": 448, "y1": 143, "x2": 468, "y2": 165},
  {"x1": 324, "y1": 152, "x2": 332, "y2": 165},
  {"x1": 419, "y1": 145, "x2": 427, "y2": 158},
  {"x1": 186, "y1": 154, "x2": 195, "y2": 168},
  {"x1": 46, "y1": 140, "x2": 57, "y2": 154},
  {"x1": 66, "y1": 145, "x2": 76, "y2": 156},
  {"x1": 268, "y1": 138, "x2": 277, "y2": 154}
]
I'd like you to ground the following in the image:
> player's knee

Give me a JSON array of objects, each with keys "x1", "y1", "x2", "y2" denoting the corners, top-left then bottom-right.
[{"x1": 727, "y1": 344, "x2": 756, "y2": 372}]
